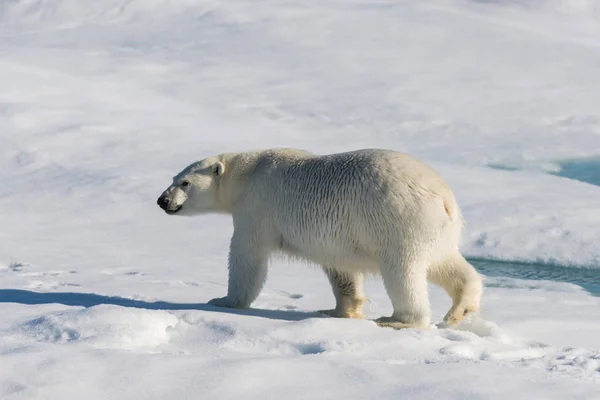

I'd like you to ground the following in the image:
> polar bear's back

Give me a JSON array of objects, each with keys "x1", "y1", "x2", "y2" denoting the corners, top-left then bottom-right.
[
  {"x1": 252, "y1": 148, "x2": 457, "y2": 219},
  {"x1": 241, "y1": 149, "x2": 462, "y2": 268}
]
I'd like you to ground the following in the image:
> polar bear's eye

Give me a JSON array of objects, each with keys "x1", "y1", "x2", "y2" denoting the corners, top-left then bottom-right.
[{"x1": 180, "y1": 180, "x2": 190, "y2": 188}]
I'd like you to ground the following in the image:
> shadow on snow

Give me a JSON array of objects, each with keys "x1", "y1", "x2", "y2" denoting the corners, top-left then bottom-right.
[{"x1": 0, "y1": 289, "x2": 325, "y2": 322}]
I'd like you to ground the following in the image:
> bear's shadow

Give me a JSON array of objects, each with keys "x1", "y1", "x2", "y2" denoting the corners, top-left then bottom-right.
[{"x1": 0, "y1": 289, "x2": 325, "y2": 322}]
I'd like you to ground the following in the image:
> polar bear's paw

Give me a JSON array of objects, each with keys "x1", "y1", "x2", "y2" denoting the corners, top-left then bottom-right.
[
  {"x1": 374, "y1": 316, "x2": 429, "y2": 330},
  {"x1": 319, "y1": 308, "x2": 364, "y2": 319},
  {"x1": 208, "y1": 296, "x2": 240, "y2": 308},
  {"x1": 443, "y1": 304, "x2": 478, "y2": 327}
]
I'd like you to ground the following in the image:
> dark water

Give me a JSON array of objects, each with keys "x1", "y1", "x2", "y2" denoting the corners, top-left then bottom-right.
[
  {"x1": 471, "y1": 258, "x2": 600, "y2": 296},
  {"x1": 488, "y1": 157, "x2": 600, "y2": 188},
  {"x1": 477, "y1": 158, "x2": 600, "y2": 295},
  {"x1": 551, "y1": 157, "x2": 600, "y2": 187}
]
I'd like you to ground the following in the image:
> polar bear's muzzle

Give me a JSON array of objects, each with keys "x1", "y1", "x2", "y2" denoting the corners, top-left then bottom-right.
[{"x1": 157, "y1": 187, "x2": 187, "y2": 215}]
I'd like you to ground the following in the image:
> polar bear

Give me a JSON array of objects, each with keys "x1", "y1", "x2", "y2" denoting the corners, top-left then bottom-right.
[{"x1": 157, "y1": 148, "x2": 482, "y2": 329}]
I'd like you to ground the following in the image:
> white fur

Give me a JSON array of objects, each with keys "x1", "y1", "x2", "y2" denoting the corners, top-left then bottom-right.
[{"x1": 157, "y1": 148, "x2": 483, "y2": 329}]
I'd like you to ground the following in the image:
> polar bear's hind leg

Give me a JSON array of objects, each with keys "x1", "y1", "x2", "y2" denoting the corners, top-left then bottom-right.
[
  {"x1": 319, "y1": 268, "x2": 366, "y2": 319},
  {"x1": 428, "y1": 253, "x2": 483, "y2": 327},
  {"x1": 375, "y1": 256, "x2": 431, "y2": 329}
]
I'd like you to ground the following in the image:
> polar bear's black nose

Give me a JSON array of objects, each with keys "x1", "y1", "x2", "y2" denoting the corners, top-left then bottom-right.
[{"x1": 157, "y1": 195, "x2": 170, "y2": 210}]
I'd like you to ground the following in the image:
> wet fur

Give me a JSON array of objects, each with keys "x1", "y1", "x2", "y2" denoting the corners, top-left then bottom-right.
[{"x1": 158, "y1": 148, "x2": 483, "y2": 329}]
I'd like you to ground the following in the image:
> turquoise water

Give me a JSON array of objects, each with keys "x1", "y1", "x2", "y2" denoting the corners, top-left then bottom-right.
[
  {"x1": 478, "y1": 158, "x2": 600, "y2": 295},
  {"x1": 551, "y1": 158, "x2": 600, "y2": 187},
  {"x1": 471, "y1": 258, "x2": 600, "y2": 296},
  {"x1": 488, "y1": 157, "x2": 600, "y2": 187}
]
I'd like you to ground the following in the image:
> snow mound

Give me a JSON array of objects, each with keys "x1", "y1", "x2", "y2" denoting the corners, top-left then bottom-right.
[
  {"x1": 168, "y1": 310, "x2": 600, "y2": 380},
  {"x1": 170, "y1": 313, "x2": 366, "y2": 356},
  {"x1": 14, "y1": 305, "x2": 178, "y2": 351}
]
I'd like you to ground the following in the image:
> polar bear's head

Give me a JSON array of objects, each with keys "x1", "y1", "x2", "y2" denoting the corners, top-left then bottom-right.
[{"x1": 157, "y1": 156, "x2": 226, "y2": 216}]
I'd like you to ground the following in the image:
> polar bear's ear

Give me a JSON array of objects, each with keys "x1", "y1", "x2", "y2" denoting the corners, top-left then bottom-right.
[{"x1": 213, "y1": 162, "x2": 225, "y2": 176}]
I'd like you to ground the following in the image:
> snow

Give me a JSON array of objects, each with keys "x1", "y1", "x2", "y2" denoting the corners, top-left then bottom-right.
[{"x1": 1, "y1": 0, "x2": 600, "y2": 398}]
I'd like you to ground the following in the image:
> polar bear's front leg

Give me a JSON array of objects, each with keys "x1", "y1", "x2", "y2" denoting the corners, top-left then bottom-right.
[
  {"x1": 208, "y1": 229, "x2": 268, "y2": 309},
  {"x1": 319, "y1": 268, "x2": 366, "y2": 319}
]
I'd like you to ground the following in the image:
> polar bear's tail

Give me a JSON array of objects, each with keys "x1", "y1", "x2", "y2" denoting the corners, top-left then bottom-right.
[
  {"x1": 441, "y1": 188, "x2": 463, "y2": 226},
  {"x1": 439, "y1": 189, "x2": 465, "y2": 251},
  {"x1": 443, "y1": 196, "x2": 457, "y2": 222}
]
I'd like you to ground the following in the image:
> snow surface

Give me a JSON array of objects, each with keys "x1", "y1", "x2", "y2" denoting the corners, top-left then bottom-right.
[{"x1": 1, "y1": 0, "x2": 600, "y2": 398}]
